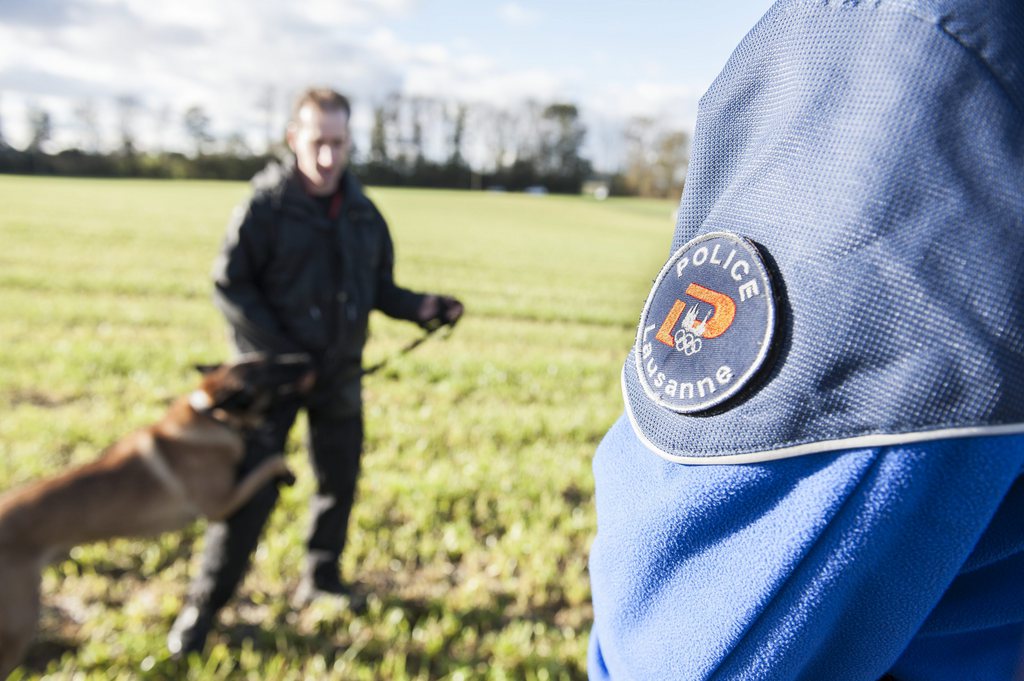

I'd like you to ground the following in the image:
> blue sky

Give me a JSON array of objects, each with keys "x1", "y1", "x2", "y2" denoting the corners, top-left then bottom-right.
[{"x1": 0, "y1": 1, "x2": 775, "y2": 166}]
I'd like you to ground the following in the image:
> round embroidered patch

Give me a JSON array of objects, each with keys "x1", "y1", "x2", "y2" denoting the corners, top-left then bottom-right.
[{"x1": 634, "y1": 232, "x2": 777, "y2": 413}]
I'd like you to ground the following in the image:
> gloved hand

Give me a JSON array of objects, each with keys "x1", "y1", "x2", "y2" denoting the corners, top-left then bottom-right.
[{"x1": 417, "y1": 294, "x2": 464, "y2": 331}]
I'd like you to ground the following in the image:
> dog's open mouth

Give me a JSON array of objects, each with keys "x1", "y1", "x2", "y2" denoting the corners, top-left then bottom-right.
[{"x1": 194, "y1": 353, "x2": 316, "y2": 427}]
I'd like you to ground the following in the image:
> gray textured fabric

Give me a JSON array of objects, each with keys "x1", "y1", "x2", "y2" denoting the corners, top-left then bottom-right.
[{"x1": 623, "y1": 0, "x2": 1024, "y2": 461}]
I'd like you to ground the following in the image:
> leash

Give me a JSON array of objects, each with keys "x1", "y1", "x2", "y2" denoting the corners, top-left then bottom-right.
[{"x1": 361, "y1": 319, "x2": 458, "y2": 377}]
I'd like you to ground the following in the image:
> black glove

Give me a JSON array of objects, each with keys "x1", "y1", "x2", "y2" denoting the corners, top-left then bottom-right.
[{"x1": 418, "y1": 295, "x2": 463, "y2": 331}]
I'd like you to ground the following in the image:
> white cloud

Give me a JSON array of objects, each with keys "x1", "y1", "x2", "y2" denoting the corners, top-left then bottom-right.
[
  {"x1": 583, "y1": 81, "x2": 702, "y2": 130},
  {"x1": 0, "y1": 1, "x2": 408, "y2": 150},
  {"x1": 0, "y1": 0, "x2": 701, "y2": 161},
  {"x1": 498, "y1": 2, "x2": 541, "y2": 27}
]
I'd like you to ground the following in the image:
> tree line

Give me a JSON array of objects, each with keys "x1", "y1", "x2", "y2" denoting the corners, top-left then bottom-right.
[{"x1": 0, "y1": 92, "x2": 689, "y2": 198}]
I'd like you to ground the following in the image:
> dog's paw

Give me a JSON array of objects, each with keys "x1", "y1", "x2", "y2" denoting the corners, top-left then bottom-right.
[{"x1": 278, "y1": 470, "x2": 297, "y2": 487}]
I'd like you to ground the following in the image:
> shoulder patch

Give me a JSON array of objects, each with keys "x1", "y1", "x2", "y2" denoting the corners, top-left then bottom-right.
[{"x1": 635, "y1": 232, "x2": 777, "y2": 413}]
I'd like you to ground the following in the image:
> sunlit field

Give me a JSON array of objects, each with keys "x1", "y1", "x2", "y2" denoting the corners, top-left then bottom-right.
[{"x1": 0, "y1": 175, "x2": 674, "y2": 680}]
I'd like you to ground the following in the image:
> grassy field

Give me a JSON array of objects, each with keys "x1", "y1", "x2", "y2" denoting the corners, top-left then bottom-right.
[{"x1": 0, "y1": 175, "x2": 675, "y2": 680}]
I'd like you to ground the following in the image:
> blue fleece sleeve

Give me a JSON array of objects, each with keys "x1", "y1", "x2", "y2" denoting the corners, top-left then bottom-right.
[{"x1": 589, "y1": 416, "x2": 1024, "y2": 680}]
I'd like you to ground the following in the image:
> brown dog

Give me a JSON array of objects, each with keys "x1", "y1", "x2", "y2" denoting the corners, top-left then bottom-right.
[{"x1": 0, "y1": 353, "x2": 314, "y2": 678}]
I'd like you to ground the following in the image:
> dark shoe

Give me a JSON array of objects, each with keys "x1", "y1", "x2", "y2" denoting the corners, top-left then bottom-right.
[
  {"x1": 294, "y1": 571, "x2": 347, "y2": 600},
  {"x1": 293, "y1": 573, "x2": 366, "y2": 611},
  {"x1": 167, "y1": 604, "x2": 214, "y2": 658}
]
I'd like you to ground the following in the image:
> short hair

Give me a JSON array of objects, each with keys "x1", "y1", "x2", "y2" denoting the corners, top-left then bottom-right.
[{"x1": 290, "y1": 87, "x2": 351, "y2": 123}]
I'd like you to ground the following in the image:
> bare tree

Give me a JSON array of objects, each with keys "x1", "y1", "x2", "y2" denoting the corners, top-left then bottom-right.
[
  {"x1": 621, "y1": 117, "x2": 689, "y2": 198},
  {"x1": 622, "y1": 116, "x2": 657, "y2": 196},
  {"x1": 73, "y1": 99, "x2": 101, "y2": 152},
  {"x1": 446, "y1": 101, "x2": 467, "y2": 166},
  {"x1": 224, "y1": 131, "x2": 252, "y2": 157},
  {"x1": 151, "y1": 103, "x2": 173, "y2": 153},
  {"x1": 383, "y1": 93, "x2": 403, "y2": 167},
  {"x1": 389, "y1": 93, "x2": 428, "y2": 170},
  {"x1": 369, "y1": 102, "x2": 390, "y2": 166},
  {"x1": 408, "y1": 95, "x2": 426, "y2": 167},
  {"x1": 508, "y1": 100, "x2": 545, "y2": 170},
  {"x1": 0, "y1": 93, "x2": 7, "y2": 150},
  {"x1": 652, "y1": 129, "x2": 690, "y2": 198},
  {"x1": 26, "y1": 104, "x2": 52, "y2": 152},
  {"x1": 470, "y1": 104, "x2": 517, "y2": 173},
  {"x1": 116, "y1": 94, "x2": 140, "y2": 156},
  {"x1": 183, "y1": 105, "x2": 214, "y2": 157},
  {"x1": 256, "y1": 85, "x2": 276, "y2": 153}
]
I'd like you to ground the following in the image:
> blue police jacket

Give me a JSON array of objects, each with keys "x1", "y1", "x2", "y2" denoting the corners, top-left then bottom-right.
[{"x1": 589, "y1": 0, "x2": 1024, "y2": 679}]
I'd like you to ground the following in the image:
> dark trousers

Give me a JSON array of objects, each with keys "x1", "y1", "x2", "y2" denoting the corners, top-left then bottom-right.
[{"x1": 183, "y1": 399, "x2": 364, "y2": 616}]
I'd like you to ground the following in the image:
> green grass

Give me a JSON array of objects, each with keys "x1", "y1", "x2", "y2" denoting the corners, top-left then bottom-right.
[{"x1": 0, "y1": 176, "x2": 674, "y2": 680}]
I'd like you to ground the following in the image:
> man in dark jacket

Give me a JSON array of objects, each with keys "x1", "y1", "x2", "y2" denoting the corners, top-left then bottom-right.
[{"x1": 168, "y1": 87, "x2": 462, "y2": 656}]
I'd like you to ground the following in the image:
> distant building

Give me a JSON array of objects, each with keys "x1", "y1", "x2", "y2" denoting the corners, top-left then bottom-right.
[{"x1": 582, "y1": 179, "x2": 610, "y2": 200}]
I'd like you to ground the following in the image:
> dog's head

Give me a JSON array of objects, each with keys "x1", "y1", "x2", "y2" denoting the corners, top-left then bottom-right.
[{"x1": 189, "y1": 353, "x2": 315, "y2": 429}]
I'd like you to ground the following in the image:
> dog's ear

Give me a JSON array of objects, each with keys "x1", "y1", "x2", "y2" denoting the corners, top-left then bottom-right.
[{"x1": 194, "y1": 363, "x2": 221, "y2": 376}]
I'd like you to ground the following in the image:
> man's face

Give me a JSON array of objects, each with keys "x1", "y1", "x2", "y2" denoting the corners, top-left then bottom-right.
[{"x1": 287, "y1": 104, "x2": 351, "y2": 196}]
